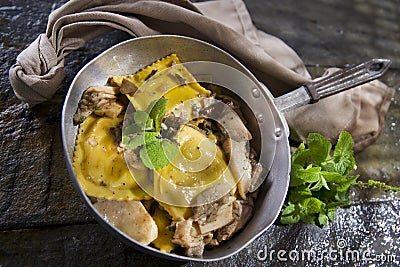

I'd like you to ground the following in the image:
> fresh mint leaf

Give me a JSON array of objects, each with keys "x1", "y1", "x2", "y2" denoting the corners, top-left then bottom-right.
[
  {"x1": 291, "y1": 143, "x2": 310, "y2": 166},
  {"x1": 321, "y1": 171, "x2": 347, "y2": 183},
  {"x1": 327, "y1": 208, "x2": 336, "y2": 222},
  {"x1": 134, "y1": 110, "x2": 149, "y2": 126},
  {"x1": 335, "y1": 157, "x2": 355, "y2": 176},
  {"x1": 334, "y1": 131, "x2": 354, "y2": 157},
  {"x1": 123, "y1": 132, "x2": 158, "y2": 150},
  {"x1": 302, "y1": 197, "x2": 325, "y2": 214},
  {"x1": 309, "y1": 176, "x2": 330, "y2": 191},
  {"x1": 147, "y1": 98, "x2": 167, "y2": 132},
  {"x1": 289, "y1": 164, "x2": 306, "y2": 187},
  {"x1": 334, "y1": 131, "x2": 355, "y2": 175},
  {"x1": 308, "y1": 133, "x2": 332, "y2": 165},
  {"x1": 295, "y1": 167, "x2": 321, "y2": 183},
  {"x1": 123, "y1": 123, "x2": 143, "y2": 137},
  {"x1": 280, "y1": 203, "x2": 301, "y2": 224},
  {"x1": 122, "y1": 98, "x2": 179, "y2": 170},
  {"x1": 281, "y1": 203, "x2": 296, "y2": 215},
  {"x1": 281, "y1": 131, "x2": 360, "y2": 227},
  {"x1": 280, "y1": 213, "x2": 300, "y2": 225},
  {"x1": 139, "y1": 139, "x2": 179, "y2": 170},
  {"x1": 318, "y1": 213, "x2": 328, "y2": 226},
  {"x1": 336, "y1": 175, "x2": 359, "y2": 192},
  {"x1": 132, "y1": 110, "x2": 154, "y2": 131},
  {"x1": 321, "y1": 160, "x2": 336, "y2": 172},
  {"x1": 288, "y1": 185, "x2": 312, "y2": 203},
  {"x1": 334, "y1": 190, "x2": 350, "y2": 203}
]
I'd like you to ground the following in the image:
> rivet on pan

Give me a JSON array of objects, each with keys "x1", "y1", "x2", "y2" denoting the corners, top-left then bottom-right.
[
  {"x1": 275, "y1": 127, "x2": 282, "y2": 138},
  {"x1": 256, "y1": 113, "x2": 264, "y2": 123},
  {"x1": 251, "y1": 88, "x2": 260, "y2": 98}
]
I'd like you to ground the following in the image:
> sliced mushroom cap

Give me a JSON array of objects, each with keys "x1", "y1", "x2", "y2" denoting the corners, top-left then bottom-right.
[
  {"x1": 216, "y1": 199, "x2": 254, "y2": 242},
  {"x1": 74, "y1": 85, "x2": 124, "y2": 124},
  {"x1": 197, "y1": 202, "x2": 234, "y2": 234},
  {"x1": 223, "y1": 138, "x2": 252, "y2": 199},
  {"x1": 94, "y1": 199, "x2": 158, "y2": 245},
  {"x1": 172, "y1": 219, "x2": 203, "y2": 248},
  {"x1": 86, "y1": 85, "x2": 120, "y2": 95},
  {"x1": 120, "y1": 78, "x2": 139, "y2": 94}
]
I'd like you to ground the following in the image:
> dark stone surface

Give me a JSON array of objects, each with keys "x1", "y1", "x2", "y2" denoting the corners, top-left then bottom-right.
[
  {"x1": 0, "y1": 0, "x2": 399, "y2": 266},
  {"x1": 247, "y1": 0, "x2": 400, "y2": 69},
  {"x1": 0, "y1": 224, "x2": 183, "y2": 267}
]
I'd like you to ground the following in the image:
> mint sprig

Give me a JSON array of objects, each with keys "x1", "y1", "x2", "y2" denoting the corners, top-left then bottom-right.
[
  {"x1": 122, "y1": 98, "x2": 179, "y2": 170},
  {"x1": 281, "y1": 131, "x2": 359, "y2": 226},
  {"x1": 139, "y1": 139, "x2": 179, "y2": 170}
]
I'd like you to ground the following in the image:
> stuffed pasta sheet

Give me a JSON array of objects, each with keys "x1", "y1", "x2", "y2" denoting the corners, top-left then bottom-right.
[{"x1": 72, "y1": 54, "x2": 263, "y2": 257}]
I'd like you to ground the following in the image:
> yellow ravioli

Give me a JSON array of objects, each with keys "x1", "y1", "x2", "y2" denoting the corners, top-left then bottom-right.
[
  {"x1": 73, "y1": 115, "x2": 149, "y2": 200},
  {"x1": 152, "y1": 206, "x2": 176, "y2": 253},
  {"x1": 108, "y1": 54, "x2": 211, "y2": 111}
]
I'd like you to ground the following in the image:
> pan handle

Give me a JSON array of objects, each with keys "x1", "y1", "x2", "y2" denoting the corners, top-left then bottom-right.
[{"x1": 274, "y1": 58, "x2": 391, "y2": 113}]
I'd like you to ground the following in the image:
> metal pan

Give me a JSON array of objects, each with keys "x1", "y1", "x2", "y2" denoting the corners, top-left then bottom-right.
[{"x1": 61, "y1": 35, "x2": 390, "y2": 261}]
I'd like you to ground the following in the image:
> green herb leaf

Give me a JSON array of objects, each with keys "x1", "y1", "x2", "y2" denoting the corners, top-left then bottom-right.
[
  {"x1": 318, "y1": 213, "x2": 328, "y2": 226},
  {"x1": 308, "y1": 133, "x2": 332, "y2": 165},
  {"x1": 123, "y1": 123, "x2": 142, "y2": 136},
  {"x1": 147, "y1": 98, "x2": 167, "y2": 132},
  {"x1": 281, "y1": 131, "x2": 360, "y2": 227},
  {"x1": 289, "y1": 164, "x2": 306, "y2": 187},
  {"x1": 280, "y1": 203, "x2": 301, "y2": 224},
  {"x1": 299, "y1": 212, "x2": 315, "y2": 224},
  {"x1": 327, "y1": 208, "x2": 336, "y2": 222},
  {"x1": 295, "y1": 167, "x2": 321, "y2": 183},
  {"x1": 121, "y1": 98, "x2": 180, "y2": 170},
  {"x1": 123, "y1": 132, "x2": 159, "y2": 150},
  {"x1": 134, "y1": 110, "x2": 149, "y2": 127},
  {"x1": 281, "y1": 203, "x2": 296, "y2": 216},
  {"x1": 336, "y1": 175, "x2": 359, "y2": 192},
  {"x1": 320, "y1": 160, "x2": 336, "y2": 172},
  {"x1": 321, "y1": 171, "x2": 347, "y2": 183},
  {"x1": 288, "y1": 185, "x2": 312, "y2": 203},
  {"x1": 291, "y1": 143, "x2": 310, "y2": 166},
  {"x1": 139, "y1": 139, "x2": 179, "y2": 170},
  {"x1": 302, "y1": 197, "x2": 325, "y2": 214},
  {"x1": 333, "y1": 131, "x2": 355, "y2": 175},
  {"x1": 280, "y1": 214, "x2": 300, "y2": 225}
]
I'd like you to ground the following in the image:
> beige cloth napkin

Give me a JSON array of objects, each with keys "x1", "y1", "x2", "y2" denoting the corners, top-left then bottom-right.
[{"x1": 8, "y1": 0, "x2": 395, "y2": 151}]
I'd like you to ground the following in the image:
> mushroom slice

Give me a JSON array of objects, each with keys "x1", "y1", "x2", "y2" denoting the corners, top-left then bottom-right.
[
  {"x1": 120, "y1": 78, "x2": 139, "y2": 94},
  {"x1": 93, "y1": 101, "x2": 124, "y2": 118},
  {"x1": 216, "y1": 199, "x2": 254, "y2": 242},
  {"x1": 86, "y1": 85, "x2": 120, "y2": 95},
  {"x1": 73, "y1": 85, "x2": 122, "y2": 124},
  {"x1": 172, "y1": 219, "x2": 203, "y2": 248},
  {"x1": 197, "y1": 202, "x2": 234, "y2": 234},
  {"x1": 223, "y1": 138, "x2": 252, "y2": 199},
  {"x1": 94, "y1": 199, "x2": 158, "y2": 245}
]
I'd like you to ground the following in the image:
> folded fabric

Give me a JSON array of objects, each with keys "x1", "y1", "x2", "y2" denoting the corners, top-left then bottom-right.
[{"x1": 8, "y1": 0, "x2": 395, "y2": 151}]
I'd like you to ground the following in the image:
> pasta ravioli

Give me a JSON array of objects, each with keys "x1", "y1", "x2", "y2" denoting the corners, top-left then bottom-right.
[
  {"x1": 107, "y1": 53, "x2": 211, "y2": 111},
  {"x1": 73, "y1": 115, "x2": 149, "y2": 200},
  {"x1": 72, "y1": 54, "x2": 261, "y2": 257}
]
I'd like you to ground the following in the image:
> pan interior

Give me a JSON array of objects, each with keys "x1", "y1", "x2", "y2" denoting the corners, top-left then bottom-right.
[{"x1": 62, "y1": 35, "x2": 285, "y2": 261}]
